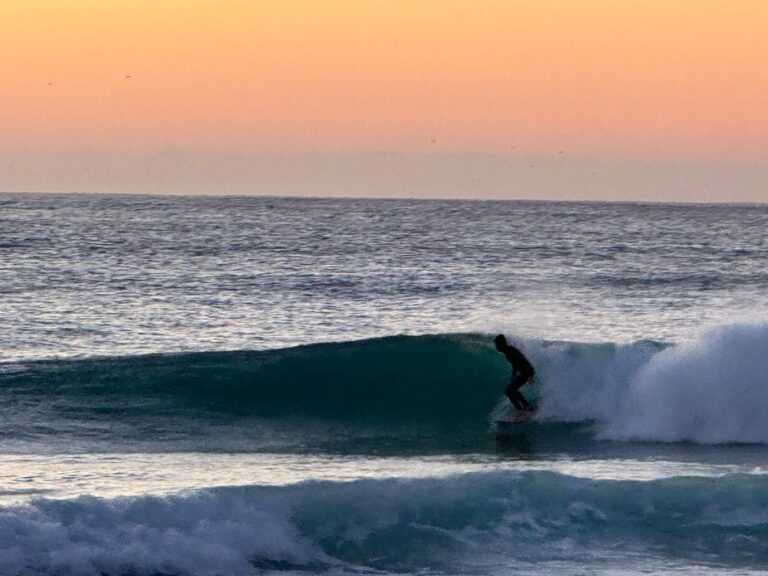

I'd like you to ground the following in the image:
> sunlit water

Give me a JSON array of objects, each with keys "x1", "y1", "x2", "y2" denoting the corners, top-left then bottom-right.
[
  {"x1": 1, "y1": 452, "x2": 764, "y2": 505},
  {"x1": 2, "y1": 193, "x2": 766, "y2": 361}
]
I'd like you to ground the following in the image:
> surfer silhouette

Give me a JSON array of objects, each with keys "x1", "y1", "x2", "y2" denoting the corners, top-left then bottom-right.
[{"x1": 494, "y1": 334, "x2": 535, "y2": 412}]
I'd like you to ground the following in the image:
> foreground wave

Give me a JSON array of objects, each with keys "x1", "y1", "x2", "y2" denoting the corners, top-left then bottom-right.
[
  {"x1": 2, "y1": 323, "x2": 767, "y2": 446},
  {"x1": 2, "y1": 470, "x2": 767, "y2": 575}
]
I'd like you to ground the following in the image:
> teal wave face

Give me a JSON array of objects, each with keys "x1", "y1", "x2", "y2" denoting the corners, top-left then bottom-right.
[
  {"x1": 1, "y1": 335, "x2": 522, "y2": 453},
  {"x1": 3, "y1": 334, "x2": 507, "y2": 421}
]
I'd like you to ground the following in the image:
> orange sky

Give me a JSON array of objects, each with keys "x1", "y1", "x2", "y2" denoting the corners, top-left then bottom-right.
[{"x1": 2, "y1": 1, "x2": 768, "y2": 199}]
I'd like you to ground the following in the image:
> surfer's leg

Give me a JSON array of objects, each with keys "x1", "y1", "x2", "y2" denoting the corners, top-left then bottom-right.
[
  {"x1": 517, "y1": 391, "x2": 533, "y2": 411},
  {"x1": 506, "y1": 375, "x2": 532, "y2": 411},
  {"x1": 508, "y1": 390, "x2": 528, "y2": 411},
  {"x1": 506, "y1": 391, "x2": 523, "y2": 410}
]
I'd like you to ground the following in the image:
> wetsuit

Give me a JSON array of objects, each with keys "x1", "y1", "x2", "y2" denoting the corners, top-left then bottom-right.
[{"x1": 502, "y1": 344, "x2": 535, "y2": 411}]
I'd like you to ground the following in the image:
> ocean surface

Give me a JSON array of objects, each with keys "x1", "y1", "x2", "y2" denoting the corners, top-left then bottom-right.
[{"x1": 1, "y1": 192, "x2": 767, "y2": 575}]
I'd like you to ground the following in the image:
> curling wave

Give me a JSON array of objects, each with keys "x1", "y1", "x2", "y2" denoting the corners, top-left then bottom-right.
[{"x1": 2, "y1": 323, "x2": 767, "y2": 446}]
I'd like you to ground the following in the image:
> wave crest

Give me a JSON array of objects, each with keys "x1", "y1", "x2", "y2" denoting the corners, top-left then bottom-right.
[
  {"x1": 528, "y1": 323, "x2": 768, "y2": 444},
  {"x1": 2, "y1": 471, "x2": 767, "y2": 575},
  {"x1": 605, "y1": 323, "x2": 768, "y2": 443}
]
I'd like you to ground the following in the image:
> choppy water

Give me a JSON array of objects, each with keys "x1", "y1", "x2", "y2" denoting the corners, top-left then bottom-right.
[
  {"x1": 2, "y1": 194, "x2": 766, "y2": 361},
  {"x1": 1, "y1": 192, "x2": 767, "y2": 575}
]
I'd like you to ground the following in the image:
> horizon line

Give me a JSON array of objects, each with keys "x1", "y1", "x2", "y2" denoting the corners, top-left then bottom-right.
[{"x1": 3, "y1": 189, "x2": 765, "y2": 208}]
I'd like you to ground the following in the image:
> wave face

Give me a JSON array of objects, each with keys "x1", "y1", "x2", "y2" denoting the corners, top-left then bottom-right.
[
  {"x1": 0, "y1": 334, "x2": 510, "y2": 453},
  {"x1": 1, "y1": 470, "x2": 767, "y2": 575},
  {"x1": 0, "y1": 334, "x2": 503, "y2": 421},
  {"x1": 2, "y1": 323, "x2": 767, "y2": 448}
]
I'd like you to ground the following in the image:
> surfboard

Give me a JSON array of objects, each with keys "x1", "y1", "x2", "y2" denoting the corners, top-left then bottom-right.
[{"x1": 495, "y1": 407, "x2": 538, "y2": 425}]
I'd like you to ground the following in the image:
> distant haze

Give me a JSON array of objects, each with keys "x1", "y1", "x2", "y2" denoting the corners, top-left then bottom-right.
[
  {"x1": 3, "y1": 149, "x2": 768, "y2": 203},
  {"x1": 2, "y1": 1, "x2": 767, "y2": 202}
]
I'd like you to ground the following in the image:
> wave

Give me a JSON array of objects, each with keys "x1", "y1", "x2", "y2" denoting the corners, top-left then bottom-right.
[
  {"x1": 1, "y1": 470, "x2": 767, "y2": 575},
  {"x1": 533, "y1": 323, "x2": 768, "y2": 444},
  {"x1": 2, "y1": 324, "x2": 767, "y2": 446},
  {"x1": 1, "y1": 334, "x2": 505, "y2": 422}
]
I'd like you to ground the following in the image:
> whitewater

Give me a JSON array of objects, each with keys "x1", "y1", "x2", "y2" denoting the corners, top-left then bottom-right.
[{"x1": 1, "y1": 193, "x2": 767, "y2": 575}]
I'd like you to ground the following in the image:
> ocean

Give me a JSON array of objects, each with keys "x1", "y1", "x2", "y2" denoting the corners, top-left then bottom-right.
[{"x1": 0, "y1": 192, "x2": 767, "y2": 575}]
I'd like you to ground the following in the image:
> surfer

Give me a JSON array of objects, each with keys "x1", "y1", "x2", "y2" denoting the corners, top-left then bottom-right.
[{"x1": 494, "y1": 334, "x2": 535, "y2": 412}]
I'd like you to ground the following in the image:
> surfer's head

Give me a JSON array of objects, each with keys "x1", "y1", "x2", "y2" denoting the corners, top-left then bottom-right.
[{"x1": 493, "y1": 334, "x2": 507, "y2": 350}]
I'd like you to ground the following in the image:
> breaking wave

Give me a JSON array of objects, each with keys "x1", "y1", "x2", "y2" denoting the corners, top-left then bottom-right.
[
  {"x1": 534, "y1": 323, "x2": 768, "y2": 444},
  {"x1": 2, "y1": 323, "x2": 767, "y2": 446},
  {"x1": 1, "y1": 470, "x2": 767, "y2": 575}
]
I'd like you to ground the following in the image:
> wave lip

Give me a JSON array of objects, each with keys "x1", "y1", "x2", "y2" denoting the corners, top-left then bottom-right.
[
  {"x1": 601, "y1": 323, "x2": 768, "y2": 444},
  {"x1": 521, "y1": 323, "x2": 768, "y2": 445},
  {"x1": 1, "y1": 470, "x2": 767, "y2": 575}
]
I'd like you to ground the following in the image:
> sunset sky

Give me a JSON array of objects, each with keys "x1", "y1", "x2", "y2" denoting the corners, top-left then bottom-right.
[{"x1": 2, "y1": 0, "x2": 767, "y2": 201}]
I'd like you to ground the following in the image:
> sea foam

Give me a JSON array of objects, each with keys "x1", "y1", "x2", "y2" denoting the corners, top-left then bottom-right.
[
  {"x1": 607, "y1": 323, "x2": 768, "y2": 443},
  {"x1": 533, "y1": 323, "x2": 768, "y2": 443},
  {"x1": 0, "y1": 471, "x2": 766, "y2": 575}
]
